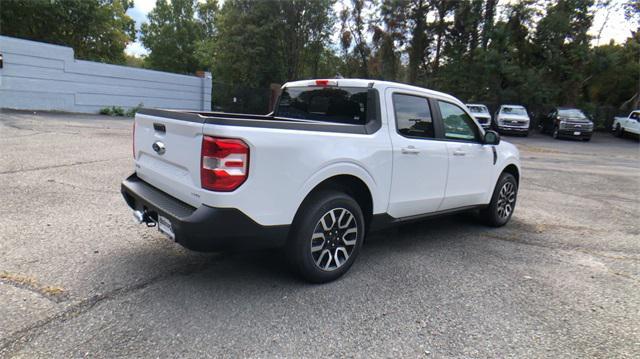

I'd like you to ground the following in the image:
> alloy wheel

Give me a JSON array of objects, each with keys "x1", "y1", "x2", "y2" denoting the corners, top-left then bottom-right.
[
  {"x1": 310, "y1": 208, "x2": 358, "y2": 271},
  {"x1": 497, "y1": 182, "x2": 516, "y2": 220}
]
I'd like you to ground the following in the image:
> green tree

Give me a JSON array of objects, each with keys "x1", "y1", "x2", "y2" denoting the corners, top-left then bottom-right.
[
  {"x1": 405, "y1": 0, "x2": 431, "y2": 83},
  {"x1": 586, "y1": 34, "x2": 640, "y2": 111},
  {"x1": 280, "y1": 0, "x2": 336, "y2": 81},
  {"x1": 339, "y1": 0, "x2": 374, "y2": 77},
  {"x1": 534, "y1": 0, "x2": 595, "y2": 105},
  {"x1": 0, "y1": 0, "x2": 135, "y2": 64},
  {"x1": 140, "y1": 0, "x2": 205, "y2": 74}
]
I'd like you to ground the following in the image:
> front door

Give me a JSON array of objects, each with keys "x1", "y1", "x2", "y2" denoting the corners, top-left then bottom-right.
[
  {"x1": 386, "y1": 90, "x2": 449, "y2": 218},
  {"x1": 436, "y1": 100, "x2": 495, "y2": 210}
]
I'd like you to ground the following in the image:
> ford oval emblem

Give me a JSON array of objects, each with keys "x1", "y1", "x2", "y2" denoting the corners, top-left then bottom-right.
[{"x1": 152, "y1": 141, "x2": 166, "y2": 155}]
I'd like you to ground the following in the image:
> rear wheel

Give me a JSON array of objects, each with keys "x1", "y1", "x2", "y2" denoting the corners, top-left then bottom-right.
[
  {"x1": 287, "y1": 190, "x2": 364, "y2": 283},
  {"x1": 480, "y1": 173, "x2": 518, "y2": 227}
]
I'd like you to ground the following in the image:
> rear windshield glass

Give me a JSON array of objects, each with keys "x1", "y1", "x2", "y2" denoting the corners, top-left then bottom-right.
[
  {"x1": 558, "y1": 109, "x2": 586, "y2": 118},
  {"x1": 468, "y1": 105, "x2": 488, "y2": 114},
  {"x1": 501, "y1": 107, "x2": 527, "y2": 116},
  {"x1": 275, "y1": 87, "x2": 368, "y2": 124}
]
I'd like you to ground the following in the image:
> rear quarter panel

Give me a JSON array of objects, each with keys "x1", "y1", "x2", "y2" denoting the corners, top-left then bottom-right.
[{"x1": 198, "y1": 123, "x2": 393, "y2": 226}]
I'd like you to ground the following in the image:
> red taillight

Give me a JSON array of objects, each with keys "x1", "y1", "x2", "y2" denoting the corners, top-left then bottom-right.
[
  {"x1": 201, "y1": 136, "x2": 249, "y2": 191},
  {"x1": 132, "y1": 120, "x2": 136, "y2": 159}
]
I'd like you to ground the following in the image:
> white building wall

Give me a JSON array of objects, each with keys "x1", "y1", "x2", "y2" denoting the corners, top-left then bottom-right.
[{"x1": 0, "y1": 36, "x2": 212, "y2": 113}]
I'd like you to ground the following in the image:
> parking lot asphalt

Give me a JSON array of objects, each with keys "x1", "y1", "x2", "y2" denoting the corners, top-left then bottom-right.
[{"x1": 0, "y1": 110, "x2": 638, "y2": 358}]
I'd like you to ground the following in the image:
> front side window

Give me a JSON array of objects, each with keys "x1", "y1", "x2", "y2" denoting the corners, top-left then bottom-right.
[
  {"x1": 275, "y1": 86, "x2": 368, "y2": 124},
  {"x1": 393, "y1": 94, "x2": 434, "y2": 138},
  {"x1": 438, "y1": 101, "x2": 479, "y2": 141}
]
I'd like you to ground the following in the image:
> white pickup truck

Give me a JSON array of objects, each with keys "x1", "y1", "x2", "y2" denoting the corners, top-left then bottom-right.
[
  {"x1": 613, "y1": 110, "x2": 640, "y2": 137},
  {"x1": 121, "y1": 79, "x2": 521, "y2": 283},
  {"x1": 494, "y1": 105, "x2": 530, "y2": 136}
]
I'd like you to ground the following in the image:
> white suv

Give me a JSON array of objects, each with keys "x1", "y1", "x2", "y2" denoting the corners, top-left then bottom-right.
[{"x1": 122, "y1": 79, "x2": 521, "y2": 282}]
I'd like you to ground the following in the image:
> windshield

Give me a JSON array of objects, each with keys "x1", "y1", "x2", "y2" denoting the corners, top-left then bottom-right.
[
  {"x1": 501, "y1": 107, "x2": 527, "y2": 116},
  {"x1": 558, "y1": 109, "x2": 586, "y2": 118},
  {"x1": 468, "y1": 105, "x2": 488, "y2": 114},
  {"x1": 275, "y1": 86, "x2": 369, "y2": 124}
]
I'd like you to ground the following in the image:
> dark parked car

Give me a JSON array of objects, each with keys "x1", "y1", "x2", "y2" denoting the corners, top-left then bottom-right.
[{"x1": 539, "y1": 107, "x2": 593, "y2": 141}]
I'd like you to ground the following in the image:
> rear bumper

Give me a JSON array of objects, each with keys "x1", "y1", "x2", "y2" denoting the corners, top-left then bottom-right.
[{"x1": 121, "y1": 173, "x2": 288, "y2": 251}]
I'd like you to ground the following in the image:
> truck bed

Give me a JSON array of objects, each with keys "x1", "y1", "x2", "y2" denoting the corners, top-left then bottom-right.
[{"x1": 137, "y1": 105, "x2": 381, "y2": 135}]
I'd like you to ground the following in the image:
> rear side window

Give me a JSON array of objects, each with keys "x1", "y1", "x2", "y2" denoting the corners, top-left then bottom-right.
[
  {"x1": 275, "y1": 87, "x2": 368, "y2": 124},
  {"x1": 393, "y1": 94, "x2": 434, "y2": 138}
]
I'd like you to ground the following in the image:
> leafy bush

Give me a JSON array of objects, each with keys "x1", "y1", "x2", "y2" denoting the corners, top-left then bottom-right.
[
  {"x1": 111, "y1": 106, "x2": 125, "y2": 116},
  {"x1": 99, "y1": 107, "x2": 113, "y2": 115},
  {"x1": 126, "y1": 102, "x2": 144, "y2": 117}
]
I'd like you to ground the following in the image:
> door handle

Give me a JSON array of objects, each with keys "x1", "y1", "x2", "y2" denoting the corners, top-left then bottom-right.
[
  {"x1": 401, "y1": 146, "x2": 420, "y2": 154},
  {"x1": 453, "y1": 150, "x2": 466, "y2": 156}
]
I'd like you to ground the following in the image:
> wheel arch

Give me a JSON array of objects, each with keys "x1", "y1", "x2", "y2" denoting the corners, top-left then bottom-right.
[
  {"x1": 296, "y1": 174, "x2": 374, "y2": 229},
  {"x1": 501, "y1": 163, "x2": 520, "y2": 185}
]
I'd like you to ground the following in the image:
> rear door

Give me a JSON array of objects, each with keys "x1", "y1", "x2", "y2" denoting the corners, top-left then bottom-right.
[
  {"x1": 386, "y1": 89, "x2": 449, "y2": 218},
  {"x1": 435, "y1": 100, "x2": 494, "y2": 210},
  {"x1": 134, "y1": 112, "x2": 204, "y2": 207}
]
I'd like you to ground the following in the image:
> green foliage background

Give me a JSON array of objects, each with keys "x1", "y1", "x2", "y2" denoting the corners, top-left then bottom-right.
[{"x1": 1, "y1": 0, "x2": 638, "y2": 121}]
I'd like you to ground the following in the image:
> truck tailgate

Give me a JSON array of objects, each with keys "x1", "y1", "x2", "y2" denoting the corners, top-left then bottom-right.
[{"x1": 134, "y1": 112, "x2": 204, "y2": 207}]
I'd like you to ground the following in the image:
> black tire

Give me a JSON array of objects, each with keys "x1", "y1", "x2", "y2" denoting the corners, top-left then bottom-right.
[
  {"x1": 582, "y1": 137, "x2": 591, "y2": 142},
  {"x1": 287, "y1": 190, "x2": 365, "y2": 283},
  {"x1": 480, "y1": 173, "x2": 518, "y2": 227},
  {"x1": 552, "y1": 126, "x2": 560, "y2": 139},
  {"x1": 615, "y1": 124, "x2": 624, "y2": 138}
]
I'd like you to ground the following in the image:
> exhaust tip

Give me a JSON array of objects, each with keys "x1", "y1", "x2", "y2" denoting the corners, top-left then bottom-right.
[{"x1": 133, "y1": 210, "x2": 145, "y2": 224}]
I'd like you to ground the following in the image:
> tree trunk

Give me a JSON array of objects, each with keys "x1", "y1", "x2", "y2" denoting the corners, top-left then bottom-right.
[{"x1": 481, "y1": 0, "x2": 497, "y2": 49}]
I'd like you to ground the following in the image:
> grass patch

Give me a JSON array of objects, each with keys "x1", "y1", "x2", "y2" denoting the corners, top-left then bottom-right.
[{"x1": 0, "y1": 271, "x2": 66, "y2": 301}]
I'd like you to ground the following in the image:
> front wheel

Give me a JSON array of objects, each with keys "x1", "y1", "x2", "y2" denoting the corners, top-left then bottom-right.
[
  {"x1": 552, "y1": 126, "x2": 560, "y2": 139},
  {"x1": 615, "y1": 124, "x2": 624, "y2": 138},
  {"x1": 480, "y1": 173, "x2": 518, "y2": 227},
  {"x1": 287, "y1": 190, "x2": 365, "y2": 283}
]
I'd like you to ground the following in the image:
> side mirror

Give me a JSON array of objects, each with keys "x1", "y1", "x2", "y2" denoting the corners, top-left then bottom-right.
[{"x1": 484, "y1": 130, "x2": 500, "y2": 145}]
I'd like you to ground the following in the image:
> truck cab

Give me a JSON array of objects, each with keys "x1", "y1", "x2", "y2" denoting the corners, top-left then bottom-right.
[{"x1": 613, "y1": 111, "x2": 640, "y2": 137}]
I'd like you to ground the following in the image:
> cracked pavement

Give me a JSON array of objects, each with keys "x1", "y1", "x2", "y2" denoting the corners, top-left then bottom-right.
[{"x1": 1, "y1": 109, "x2": 638, "y2": 358}]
